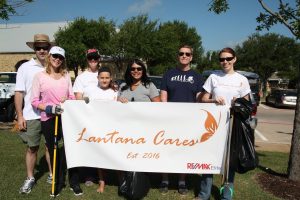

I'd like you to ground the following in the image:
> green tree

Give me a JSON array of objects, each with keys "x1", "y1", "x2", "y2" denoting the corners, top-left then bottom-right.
[
  {"x1": 209, "y1": 0, "x2": 300, "y2": 181},
  {"x1": 0, "y1": 0, "x2": 33, "y2": 20},
  {"x1": 111, "y1": 15, "x2": 158, "y2": 76},
  {"x1": 200, "y1": 50, "x2": 220, "y2": 72},
  {"x1": 150, "y1": 20, "x2": 204, "y2": 75},
  {"x1": 235, "y1": 33, "x2": 299, "y2": 96},
  {"x1": 54, "y1": 17, "x2": 116, "y2": 77}
]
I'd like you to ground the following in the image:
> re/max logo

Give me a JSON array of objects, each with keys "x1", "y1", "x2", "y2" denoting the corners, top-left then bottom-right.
[{"x1": 187, "y1": 163, "x2": 212, "y2": 170}]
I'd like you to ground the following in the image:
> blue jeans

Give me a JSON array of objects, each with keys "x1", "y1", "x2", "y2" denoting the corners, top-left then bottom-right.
[
  {"x1": 197, "y1": 174, "x2": 213, "y2": 200},
  {"x1": 197, "y1": 169, "x2": 235, "y2": 200}
]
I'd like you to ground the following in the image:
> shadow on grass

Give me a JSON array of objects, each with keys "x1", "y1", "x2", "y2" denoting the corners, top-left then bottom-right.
[
  {"x1": 76, "y1": 169, "x2": 222, "y2": 199},
  {"x1": 257, "y1": 165, "x2": 287, "y2": 178},
  {"x1": 35, "y1": 155, "x2": 50, "y2": 182}
]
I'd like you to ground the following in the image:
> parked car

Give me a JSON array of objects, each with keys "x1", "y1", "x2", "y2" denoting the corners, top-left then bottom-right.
[
  {"x1": 236, "y1": 71, "x2": 261, "y2": 106},
  {"x1": 249, "y1": 92, "x2": 258, "y2": 131},
  {"x1": 0, "y1": 72, "x2": 17, "y2": 121},
  {"x1": 148, "y1": 75, "x2": 162, "y2": 91},
  {"x1": 266, "y1": 89, "x2": 297, "y2": 108}
]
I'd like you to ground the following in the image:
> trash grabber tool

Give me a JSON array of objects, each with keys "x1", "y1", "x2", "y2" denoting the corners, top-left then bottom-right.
[
  {"x1": 220, "y1": 109, "x2": 234, "y2": 197},
  {"x1": 51, "y1": 116, "x2": 59, "y2": 196}
]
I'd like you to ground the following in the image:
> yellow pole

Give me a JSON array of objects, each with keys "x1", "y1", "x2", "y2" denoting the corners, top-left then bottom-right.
[{"x1": 51, "y1": 116, "x2": 59, "y2": 196}]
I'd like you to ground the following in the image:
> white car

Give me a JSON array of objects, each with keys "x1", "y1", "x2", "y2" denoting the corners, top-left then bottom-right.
[{"x1": 0, "y1": 72, "x2": 16, "y2": 121}]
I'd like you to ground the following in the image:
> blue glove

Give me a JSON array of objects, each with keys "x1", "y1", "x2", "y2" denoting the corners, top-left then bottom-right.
[{"x1": 45, "y1": 105, "x2": 64, "y2": 115}]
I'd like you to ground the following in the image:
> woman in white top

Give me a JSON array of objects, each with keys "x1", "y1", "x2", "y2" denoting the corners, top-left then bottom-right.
[
  {"x1": 72, "y1": 49, "x2": 101, "y2": 186},
  {"x1": 197, "y1": 47, "x2": 251, "y2": 200},
  {"x1": 73, "y1": 49, "x2": 100, "y2": 99}
]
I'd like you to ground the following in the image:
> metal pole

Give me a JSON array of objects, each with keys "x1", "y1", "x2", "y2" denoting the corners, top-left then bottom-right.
[{"x1": 51, "y1": 116, "x2": 59, "y2": 196}]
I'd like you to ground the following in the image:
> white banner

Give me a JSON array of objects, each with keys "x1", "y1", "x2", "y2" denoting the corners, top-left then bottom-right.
[{"x1": 62, "y1": 101, "x2": 230, "y2": 174}]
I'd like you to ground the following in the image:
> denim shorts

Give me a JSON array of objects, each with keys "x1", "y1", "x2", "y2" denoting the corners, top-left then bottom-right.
[{"x1": 19, "y1": 119, "x2": 43, "y2": 147}]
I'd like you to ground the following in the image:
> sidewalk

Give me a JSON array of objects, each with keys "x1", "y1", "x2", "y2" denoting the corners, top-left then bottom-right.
[{"x1": 255, "y1": 141, "x2": 290, "y2": 153}]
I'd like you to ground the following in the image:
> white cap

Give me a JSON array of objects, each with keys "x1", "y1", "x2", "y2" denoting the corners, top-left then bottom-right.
[{"x1": 49, "y1": 46, "x2": 65, "y2": 58}]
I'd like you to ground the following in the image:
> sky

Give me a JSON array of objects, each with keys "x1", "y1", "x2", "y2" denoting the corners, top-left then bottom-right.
[{"x1": 0, "y1": 0, "x2": 296, "y2": 52}]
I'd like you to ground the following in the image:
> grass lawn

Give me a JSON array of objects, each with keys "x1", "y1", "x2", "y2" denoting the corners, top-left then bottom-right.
[{"x1": 0, "y1": 129, "x2": 287, "y2": 200}]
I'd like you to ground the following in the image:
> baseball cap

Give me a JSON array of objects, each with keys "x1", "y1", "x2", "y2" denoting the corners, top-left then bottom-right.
[
  {"x1": 86, "y1": 49, "x2": 100, "y2": 60},
  {"x1": 49, "y1": 46, "x2": 65, "y2": 58}
]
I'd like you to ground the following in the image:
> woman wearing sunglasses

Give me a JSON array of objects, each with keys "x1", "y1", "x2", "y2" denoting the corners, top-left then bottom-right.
[
  {"x1": 73, "y1": 49, "x2": 100, "y2": 99},
  {"x1": 31, "y1": 46, "x2": 82, "y2": 197},
  {"x1": 196, "y1": 47, "x2": 251, "y2": 200},
  {"x1": 118, "y1": 59, "x2": 160, "y2": 103},
  {"x1": 72, "y1": 48, "x2": 100, "y2": 187}
]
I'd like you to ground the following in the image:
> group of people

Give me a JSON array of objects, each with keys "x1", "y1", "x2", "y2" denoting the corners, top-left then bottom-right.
[{"x1": 16, "y1": 33, "x2": 251, "y2": 200}]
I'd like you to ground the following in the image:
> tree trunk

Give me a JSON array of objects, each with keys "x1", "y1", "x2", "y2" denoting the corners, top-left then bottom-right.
[{"x1": 288, "y1": 68, "x2": 300, "y2": 181}]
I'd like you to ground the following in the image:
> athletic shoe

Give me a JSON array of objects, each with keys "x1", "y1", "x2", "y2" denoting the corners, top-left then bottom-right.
[
  {"x1": 178, "y1": 184, "x2": 188, "y2": 195},
  {"x1": 70, "y1": 184, "x2": 83, "y2": 196},
  {"x1": 49, "y1": 192, "x2": 60, "y2": 198},
  {"x1": 19, "y1": 177, "x2": 35, "y2": 194},
  {"x1": 159, "y1": 182, "x2": 168, "y2": 195},
  {"x1": 46, "y1": 174, "x2": 52, "y2": 184},
  {"x1": 50, "y1": 184, "x2": 65, "y2": 197},
  {"x1": 85, "y1": 180, "x2": 94, "y2": 186}
]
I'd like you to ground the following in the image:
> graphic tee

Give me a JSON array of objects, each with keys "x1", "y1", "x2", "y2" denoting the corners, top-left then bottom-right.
[{"x1": 160, "y1": 68, "x2": 203, "y2": 102}]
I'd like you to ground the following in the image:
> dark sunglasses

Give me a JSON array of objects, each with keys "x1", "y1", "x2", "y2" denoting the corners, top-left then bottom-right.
[
  {"x1": 51, "y1": 54, "x2": 65, "y2": 61},
  {"x1": 178, "y1": 52, "x2": 192, "y2": 57},
  {"x1": 87, "y1": 56, "x2": 100, "y2": 60},
  {"x1": 130, "y1": 67, "x2": 142, "y2": 72},
  {"x1": 219, "y1": 57, "x2": 234, "y2": 62},
  {"x1": 34, "y1": 46, "x2": 50, "y2": 51}
]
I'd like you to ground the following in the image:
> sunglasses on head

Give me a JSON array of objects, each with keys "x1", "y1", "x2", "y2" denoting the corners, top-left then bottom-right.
[
  {"x1": 51, "y1": 54, "x2": 64, "y2": 61},
  {"x1": 130, "y1": 67, "x2": 142, "y2": 72},
  {"x1": 178, "y1": 52, "x2": 192, "y2": 57},
  {"x1": 34, "y1": 46, "x2": 50, "y2": 51},
  {"x1": 219, "y1": 57, "x2": 234, "y2": 62}
]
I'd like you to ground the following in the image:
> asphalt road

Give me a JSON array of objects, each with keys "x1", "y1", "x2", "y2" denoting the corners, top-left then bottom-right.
[{"x1": 255, "y1": 102, "x2": 295, "y2": 152}]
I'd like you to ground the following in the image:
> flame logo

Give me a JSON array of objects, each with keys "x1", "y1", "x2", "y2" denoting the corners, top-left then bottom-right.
[{"x1": 200, "y1": 109, "x2": 221, "y2": 143}]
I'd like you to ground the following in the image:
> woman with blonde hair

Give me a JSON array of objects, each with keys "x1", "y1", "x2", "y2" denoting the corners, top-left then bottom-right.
[{"x1": 31, "y1": 46, "x2": 82, "y2": 197}]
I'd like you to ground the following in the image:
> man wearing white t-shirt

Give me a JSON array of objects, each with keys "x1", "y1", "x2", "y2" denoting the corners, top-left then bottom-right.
[{"x1": 15, "y1": 34, "x2": 54, "y2": 194}]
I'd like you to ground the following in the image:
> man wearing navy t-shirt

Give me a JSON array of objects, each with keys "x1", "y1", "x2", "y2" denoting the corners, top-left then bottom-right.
[{"x1": 159, "y1": 44, "x2": 204, "y2": 196}]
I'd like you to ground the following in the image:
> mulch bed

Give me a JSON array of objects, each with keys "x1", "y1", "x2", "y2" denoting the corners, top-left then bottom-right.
[{"x1": 256, "y1": 172, "x2": 300, "y2": 200}]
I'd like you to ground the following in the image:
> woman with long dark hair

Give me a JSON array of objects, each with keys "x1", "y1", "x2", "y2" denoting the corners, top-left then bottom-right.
[{"x1": 118, "y1": 59, "x2": 160, "y2": 102}]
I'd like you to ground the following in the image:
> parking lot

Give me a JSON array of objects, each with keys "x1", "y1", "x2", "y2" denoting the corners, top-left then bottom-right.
[{"x1": 255, "y1": 102, "x2": 294, "y2": 152}]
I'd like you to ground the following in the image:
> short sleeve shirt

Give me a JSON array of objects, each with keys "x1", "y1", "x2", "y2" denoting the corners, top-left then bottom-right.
[
  {"x1": 203, "y1": 71, "x2": 251, "y2": 106},
  {"x1": 160, "y1": 68, "x2": 203, "y2": 102},
  {"x1": 73, "y1": 71, "x2": 98, "y2": 96},
  {"x1": 84, "y1": 85, "x2": 118, "y2": 101},
  {"x1": 118, "y1": 82, "x2": 159, "y2": 102},
  {"x1": 15, "y1": 58, "x2": 44, "y2": 120}
]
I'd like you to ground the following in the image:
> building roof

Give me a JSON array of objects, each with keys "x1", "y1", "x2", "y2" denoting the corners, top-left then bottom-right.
[{"x1": 0, "y1": 21, "x2": 68, "y2": 53}]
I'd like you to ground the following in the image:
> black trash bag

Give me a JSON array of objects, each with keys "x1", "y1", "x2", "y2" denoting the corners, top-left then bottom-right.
[
  {"x1": 230, "y1": 98, "x2": 259, "y2": 174},
  {"x1": 118, "y1": 171, "x2": 150, "y2": 200}
]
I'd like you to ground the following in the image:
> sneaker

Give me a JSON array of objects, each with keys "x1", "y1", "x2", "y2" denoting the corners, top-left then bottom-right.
[
  {"x1": 70, "y1": 185, "x2": 83, "y2": 196},
  {"x1": 85, "y1": 180, "x2": 94, "y2": 186},
  {"x1": 178, "y1": 184, "x2": 188, "y2": 196},
  {"x1": 19, "y1": 177, "x2": 35, "y2": 194},
  {"x1": 159, "y1": 183, "x2": 168, "y2": 195},
  {"x1": 49, "y1": 192, "x2": 60, "y2": 198},
  {"x1": 46, "y1": 174, "x2": 52, "y2": 184},
  {"x1": 49, "y1": 184, "x2": 64, "y2": 197}
]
